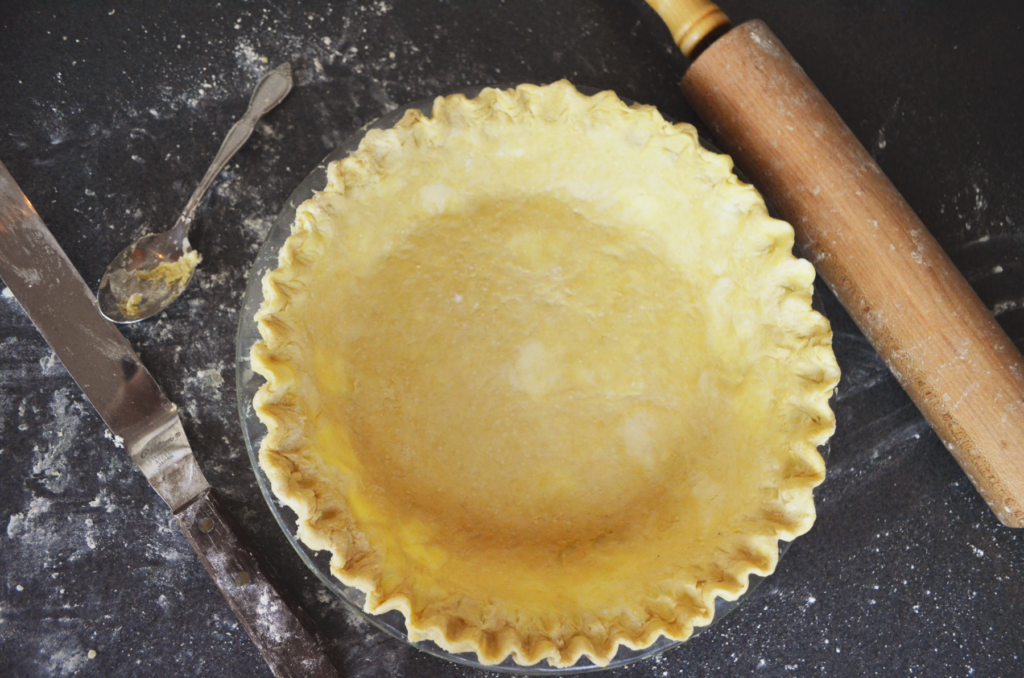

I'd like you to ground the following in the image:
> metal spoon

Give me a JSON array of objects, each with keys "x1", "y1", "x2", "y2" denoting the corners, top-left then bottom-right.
[{"x1": 98, "y1": 62, "x2": 294, "y2": 323}]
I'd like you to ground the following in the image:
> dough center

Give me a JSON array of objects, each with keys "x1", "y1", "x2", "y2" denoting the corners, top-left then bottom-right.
[{"x1": 322, "y1": 197, "x2": 721, "y2": 549}]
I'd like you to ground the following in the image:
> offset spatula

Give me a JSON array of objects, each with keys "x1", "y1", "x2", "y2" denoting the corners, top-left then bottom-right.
[
  {"x1": 0, "y1": 160, "x2": 341, "y2": 677},
  {"x1": 645, "y1": 0, "x2": 1024, "y2": 527}
]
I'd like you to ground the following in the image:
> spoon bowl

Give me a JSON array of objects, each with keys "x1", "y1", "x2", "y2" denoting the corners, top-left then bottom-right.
[
  {"x1": 97, "y1": 230, "x2": 198, "y2": 323},
  {"x1": 97, "y1": 61, "x2": 294, "y2": 323}
]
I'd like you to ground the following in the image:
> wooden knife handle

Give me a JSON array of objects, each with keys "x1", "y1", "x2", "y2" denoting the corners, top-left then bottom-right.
[
  {"x1": 176, "y1": 488, "x2": 342, "y2": 677},
  {"x1": 681, "y1": 20, "x2": 1024, "y2": 527}
]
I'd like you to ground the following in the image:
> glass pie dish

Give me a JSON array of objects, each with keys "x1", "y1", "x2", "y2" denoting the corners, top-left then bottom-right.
[{"x1": 235, "y1": 85, "x2": 831, "y2": 674}]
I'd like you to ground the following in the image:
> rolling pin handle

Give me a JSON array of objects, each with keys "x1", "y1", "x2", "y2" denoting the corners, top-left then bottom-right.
[{"x1": 644, "y1": 0, "x2": 732, "y2": 59}]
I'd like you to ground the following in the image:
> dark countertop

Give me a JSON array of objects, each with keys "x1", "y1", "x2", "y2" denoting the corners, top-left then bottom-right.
[{"x1": 1, "y1": 1, "x2": 1022, "y2": 676}]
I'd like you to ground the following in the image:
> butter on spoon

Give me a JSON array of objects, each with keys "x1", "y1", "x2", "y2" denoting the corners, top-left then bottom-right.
[{"x1": 98, "y1": 62, "x2": 293, "y2": 323}]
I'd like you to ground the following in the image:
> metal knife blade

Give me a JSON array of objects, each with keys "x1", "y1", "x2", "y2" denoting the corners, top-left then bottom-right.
[
  {"x1": 0, "y1": 159, "x2": 341, "y2": 678},
  {"x1": 0, "y1": 159, "x2": 208, "y2": 509}
]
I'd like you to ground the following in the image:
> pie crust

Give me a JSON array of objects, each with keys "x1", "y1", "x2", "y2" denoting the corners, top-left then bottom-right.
[{"x1": 251, "y1": 81, "x2": 839, "y2": 668}]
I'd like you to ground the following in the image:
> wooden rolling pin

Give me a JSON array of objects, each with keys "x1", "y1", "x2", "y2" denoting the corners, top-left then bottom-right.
[{"x1": 645, "y1": 0, "x2": 1024, "y2": 527}]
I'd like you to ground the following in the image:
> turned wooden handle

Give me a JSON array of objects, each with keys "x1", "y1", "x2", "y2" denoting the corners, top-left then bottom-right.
[
  {"x1": 678, "y1": 20, "x2": 1024, "y2": 527},
  {"x1": 176, "y1": 488, "x2": 342, "y2": 677},
  {"x1": 644, "y1": 0, "x2": 730, "y2": 58}
]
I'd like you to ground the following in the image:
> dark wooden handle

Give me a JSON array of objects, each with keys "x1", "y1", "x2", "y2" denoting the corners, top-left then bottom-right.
[
  {"x1": 681, "y1": 20, "x2": 1024, "y2": 527},
  {"x1": 176, "y1": 488, "x2": 342, "y2": 677}
]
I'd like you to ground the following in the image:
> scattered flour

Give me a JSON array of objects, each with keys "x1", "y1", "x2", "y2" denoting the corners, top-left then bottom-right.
[
  {"x1": 44, "y1": 629, "x2": 90, "y2": 676},
  {"x1": 38, "y1": 350, "x2": 62, "y2": 376},
  {"x1": 7, "y1": 496, "x2": 51, "y2": 541},
  {"x1": 32, "y1": 388, "x2": 86, "y2": 494},
  {"x1": 993, "y1": 299, "x2": 1023, "y2": 316}
]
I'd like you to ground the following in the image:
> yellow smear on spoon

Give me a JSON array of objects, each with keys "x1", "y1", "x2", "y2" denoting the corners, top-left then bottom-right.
[{"x1": 136, "y1": 249, "x2": 202, "y2": 287}]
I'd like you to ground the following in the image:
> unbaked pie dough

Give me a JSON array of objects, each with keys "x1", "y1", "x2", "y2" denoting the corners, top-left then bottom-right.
[{"x1": 252, "y1": 81, "x2": 839, "y2": 667}]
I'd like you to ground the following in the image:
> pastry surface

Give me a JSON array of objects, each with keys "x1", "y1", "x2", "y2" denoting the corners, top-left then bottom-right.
[{"x1": 252, "y1": 81, "x2": 839, "y2": 667}]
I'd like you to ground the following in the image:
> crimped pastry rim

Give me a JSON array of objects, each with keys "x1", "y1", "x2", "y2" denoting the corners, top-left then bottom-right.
[{"x1": 250, "y1": 81, "x2": 840, "y2": 668}]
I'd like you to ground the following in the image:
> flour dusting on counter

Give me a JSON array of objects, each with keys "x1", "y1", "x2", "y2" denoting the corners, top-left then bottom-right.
[{"x1": 2, "y1": 0, "x2": 1023, "y2": 676}]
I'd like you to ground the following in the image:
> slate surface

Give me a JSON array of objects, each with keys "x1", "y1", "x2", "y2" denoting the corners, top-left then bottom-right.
[{"x1": 1, "y1": 1, "x2": 1022, "y2": 676}]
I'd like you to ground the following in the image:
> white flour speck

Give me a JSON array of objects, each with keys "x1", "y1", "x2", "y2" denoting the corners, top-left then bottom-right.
[
  {"x1": 993, "y1": 299, "x2": 1022, "y2": 316},
  {"x1": 38, "y1": 351, "x2": 61, "y2": 376},
  {"x1": 7, "y1": 496, "x2": 51, "y2": 540}
]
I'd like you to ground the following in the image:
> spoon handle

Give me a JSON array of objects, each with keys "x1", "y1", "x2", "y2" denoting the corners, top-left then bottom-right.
[{"x1": 172, "y1": 62, "x2": 294, "y2": 242}]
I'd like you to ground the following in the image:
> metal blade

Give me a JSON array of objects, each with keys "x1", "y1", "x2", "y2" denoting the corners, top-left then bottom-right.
[{"x1": 0, "y1": 160, "x2": 209, "y2": 511}]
